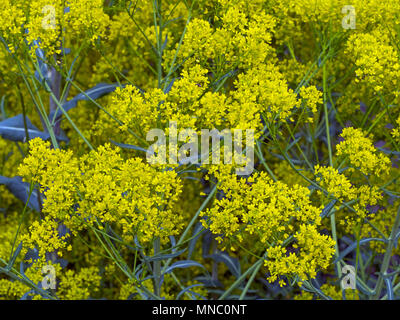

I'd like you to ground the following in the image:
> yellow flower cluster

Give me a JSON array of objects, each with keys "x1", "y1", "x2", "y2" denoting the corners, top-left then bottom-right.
[
  {"x1": 0, "y1": 0, "x2": 25, "y2": 53},
  {"x1": 202, "y1": 167, "x2": 335, "y2": 285},
  {"x1": 92, "y1": 65, "x2": 209, "y2": 143},
  {"x1": 336, "y1": 127, "x2": 391, "y2": 177},
  {"x1": 65, "y1": 0, "x2": 109, "y2": 44},
  {"x1": 18, "y1": 138, "x2": 183, "y2": 260},
  {"x1": 57, "y1": 267, "x2": 101, "y2": 300},
  {"x1": 231, "y1": 65, "x2": 301, "y2": 127},
  {"x1": 295, "y1": 284, "x2": 359, "y2": 300},
  {"x1": 315, "y1": 165, "x2": 357, "y2": 202},
  {"x1": 0, "y1": 0, "x2": 109, "y2": 57},
  {"x1": 345, "y1": 30, "x2": 400, "y2": 93},
  {"x1": 265, "y1": 224, "x2": 335, "y2": 286},
  {"x1": 79, "y1": 144, "x2": 183, "y2": 243},
  {"x1": 16, "y1": 138, "x2": 80, "y2": 255},
  {"x1": 22, "y1": 217, "x2": 71, "y2": 262},
  {"x1": 299, "y1": 86, "x2": 323, "y2": 122},
  {"x1": 392, "y1": 117, "x2": 400, "y2": 144},
  {"x1": 167, "y1": 6, "x2": 276, "y2": 72},
  {"x1": 95, "y1": 61, "x2": 314, "y2": 148},
  {"x1": 315, "y1": 165, "x2": 383, "y2": 230}
]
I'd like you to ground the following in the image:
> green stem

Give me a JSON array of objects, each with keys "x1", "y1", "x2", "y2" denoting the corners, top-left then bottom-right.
[
  {"x1": 322, "y1": 64, "x2": 333, "y2": 166},
  {"x1": 218, "y1": 259, "x2": 263, "y2": 300},
  {"x1": 322, "y1": 63, "x2": 342, "y2": 291},
  {"x1": 153, "y1": 237, "x2": 161, "y2": 297},
  {"x1": 256, "y1": 140, "x2": 277, "y2": 181},
  {"x1": 373, "y1": 205, "x2": 400, "y2": 299},
  {"x1": 239, "y1": 259, "x2": 263, "y2": 300},
  {"x1": 161, "y1": 184, "x2": 218, "y2": 273}
]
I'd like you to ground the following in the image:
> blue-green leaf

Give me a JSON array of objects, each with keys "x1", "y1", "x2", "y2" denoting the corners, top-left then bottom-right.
[
  {"x1": 163, "y1": 260, "x2": 206, "y2": 275},
  {"x1": 145, "y1": 249, "x2": 186, "y2": 262},
  {"x1": 0, "y1": 114, "x2": 66, "y2": 142},
  {"x1": 51, "y1": 83, "x2": 122, "y2": 120},
  {"x1": 320, "y1": 199, "x2": 337, "y2": 218},
  {"x1": 110, "y1": 140, "x2": 151, "y2": 154},
  {"x1": 0, "y1": 176, "x2": 41, "y2": 212},
  {"x1": 206, "y1": 252, "x2": 241, "y2": 278},
  {"x1": 176, "y1": 284, "x2": 205, "y2": 300},
  {"x1": 6, "y1": 242, "x2": 23, "y2": 271},
  {"x1": 385, "y1": 277, "x2": 394, "y2": 300},
  {"x1": 188, "y1": 222, "x2": 204, "y2": 259},
  {"x1": 334, "y1": 237, "x2": 387, "y2": 263}
]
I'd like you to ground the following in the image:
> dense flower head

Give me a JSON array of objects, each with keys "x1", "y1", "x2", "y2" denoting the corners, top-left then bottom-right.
[
  {"x1": 165, "y1": 7, "x2": 276, "y2": 73},
  {"x1": 336, "y1": 127, "x2": 391, "y2": 177},
  {"x1": 265, "y1": 224, "x2": 335, "y2": 286},
  {"x1": 315, "y1": 165, "x2": 384, "y2": 230},
  {"x1": 315, "y1": 165, "x2": 357, "y2": 202},
  {"x1": 0, "y1": 0, "x2": 110, "y2": 57},
  {"x1": 0, "y1": 0, "x2": 26, "y2": 53},
  {"x1": 299, "y1": 86, "x2": 323, "y2": 122},
  {"x1": 1, "y1": 0, "x2": 400, "y2": 301},
  {"x1": 231, "y1": 65, "x2": 301, "y2": 127},
  {"x1": 392, "y1": 117, "x2": 400, "y2": 144},
  {"x1": 18, "y1": 138, "x2": 184, "y2": 260},
  {"x1": 345, "y1": 30, "x2": 400, "y2": 93},
  {"x1": 201, "y1": 167, "x2": 335, "y2": 285}
]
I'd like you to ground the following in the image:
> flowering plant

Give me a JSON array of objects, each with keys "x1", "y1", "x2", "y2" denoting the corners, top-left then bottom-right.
[{"x1": 0, "y1": 0, "x2": 399, "y2": 300}]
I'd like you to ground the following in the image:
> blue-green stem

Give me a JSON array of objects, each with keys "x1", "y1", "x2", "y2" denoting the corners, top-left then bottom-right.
[
  {"x1": 373, "y1": 206, "x2": 400, "y2": 299},
  {"x1": 161, "y1": 184, "x2": 218, "y2": 274},
  {"x1": 323, "y1": 63, "x2": 342, "y2": 292},
  {"x1": 153, "y1": 237, "x2": 161, "y2": 296}
]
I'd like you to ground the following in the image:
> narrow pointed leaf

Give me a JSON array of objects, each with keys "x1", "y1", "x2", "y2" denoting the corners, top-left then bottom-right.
[
  {"x1": 110, "y1": 140, "x2": 151, "y2": 154},
  {"x1": 51, "y1": 83, "x2": 122, "y2": 120},
  {"x1": 334, "y1": 238, "x2": 387, "y2": 263},
  {"x1": 0, "y1": 115, "x2": 49, "y2": 142},
  {"x1": 0, "y1": 176, "x2": 41, "y2": 212},
  {"x1": 188, "y1": 222, "x2": 204, "y2": 259},
  {"x1": 206, "y1": 252, "x2": 241, "y2": 278},
  {"x1": 145, "y1": 249, "x2": 186, "y2": 262},
  {"x1": 163, "y1": 260, "x2": 206, "y2": 275},
  {"x1": 6, "y1": 242, "x2": 23, "y2": 271},
  {"x1": 321, "y1": 199, "x2": 337, "y2": 218}
]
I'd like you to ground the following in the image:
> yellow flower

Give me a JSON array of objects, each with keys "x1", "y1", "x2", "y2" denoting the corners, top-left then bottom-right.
[
  {"x1": 300, "y1": 86, "x2": 323, "y2": 121},
  {"x1": 201, "y1": 168, "x2": 334, "y2": 285},
  {"x1": 346, "y1": 30, "x2": 400, "y2": 93},
  {"x1": 336, "y1": 127, "x2": 391, "y2": 177},
  {"x1": 18, "y1": 139, "x2": 184, "y2": 260},
  {"x1": 0, "y1": 0, "x2": 110, "y2": 57},
  {"x1": 392, "y1": 117, "x2": 400, "y2": 144}
]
